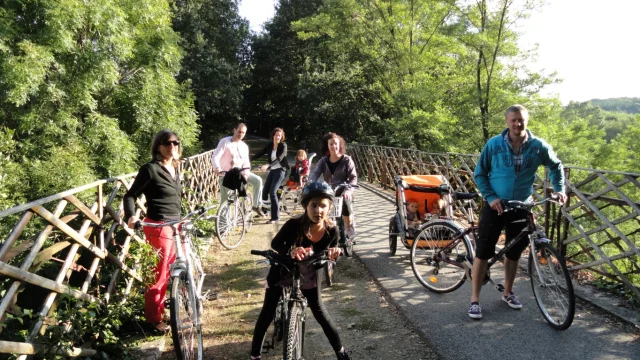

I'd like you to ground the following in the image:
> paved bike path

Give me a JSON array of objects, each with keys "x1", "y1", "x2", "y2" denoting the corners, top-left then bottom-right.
[{"x1": 352, "y1": 182, "x2": 639, "y2": 360}]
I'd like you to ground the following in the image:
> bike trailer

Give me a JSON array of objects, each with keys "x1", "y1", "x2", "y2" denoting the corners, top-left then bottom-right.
[
  {"x1": 389, "y1": 175, "x2": 453, "y2": 254},
  {"x1": 399, "y1": 175, "x2": 448, "y2": 215}
]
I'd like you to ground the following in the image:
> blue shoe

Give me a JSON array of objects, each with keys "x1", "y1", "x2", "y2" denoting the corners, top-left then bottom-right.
[
  {"x1": 468, "y1": 302, "x2": 482, "y2": 319},
  {"x1": 502, "y1": 292, "x2": 523, "y2": 309}
]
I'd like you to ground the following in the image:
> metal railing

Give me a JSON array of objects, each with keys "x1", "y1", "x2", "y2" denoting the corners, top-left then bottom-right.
[
  {"x1": 349, "y1": 143, "x2": 640, "y2": 300},
  {"x1": 0, "y1": 151, "x2": 219, "y2": 356}
]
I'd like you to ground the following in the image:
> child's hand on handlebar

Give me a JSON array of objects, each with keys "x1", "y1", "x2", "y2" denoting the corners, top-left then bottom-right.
[
  {"x1": 291, "y1": 246, "x2": 311, "y2": 261},
  {"x1": 328, "y1": 247, "x2": 342, "y2": 260}
]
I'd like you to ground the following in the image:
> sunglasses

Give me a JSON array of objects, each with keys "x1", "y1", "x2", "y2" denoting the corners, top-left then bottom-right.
[{"x1": 162, "y1": 140, "x2": 181, "y2": 147}]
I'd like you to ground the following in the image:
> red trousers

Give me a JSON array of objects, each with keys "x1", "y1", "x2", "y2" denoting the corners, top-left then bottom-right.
[{"x1": 142, "y1": 218, "x2": 177, "y2": 324}]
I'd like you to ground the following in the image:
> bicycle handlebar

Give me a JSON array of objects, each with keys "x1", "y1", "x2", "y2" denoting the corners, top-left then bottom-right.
[
  {"x1": 250, "y1": 249, "x2": 330, "y2": 266},
  {"x1": 453, "y1": 192, "x2": 480, "y2": 200},
  {"x1": 133, "y1": 205, "x2": 217, "y2": 230},
  {"x1": 503, "y1": 194, "x2": 561, "y2": 212},
  {"x1": 332, "y1": 182, "x2": 359, "y2": 192}
]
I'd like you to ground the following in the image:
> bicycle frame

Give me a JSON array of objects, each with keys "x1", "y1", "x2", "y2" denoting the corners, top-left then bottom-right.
[
  {"x1": 136, "y1": 206, "x2": 213, "y2": 310},
  {"x1": 251, "y1": 250, "x2": 331, "y2": 357},
  {"x1": 456, "y1": 197, "x2": 559, "y2": 291}
]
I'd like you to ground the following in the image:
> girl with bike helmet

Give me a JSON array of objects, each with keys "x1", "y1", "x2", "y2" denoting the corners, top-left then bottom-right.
[{"x1": 250, "y1": 181, "x2": 352, "y2": 360}]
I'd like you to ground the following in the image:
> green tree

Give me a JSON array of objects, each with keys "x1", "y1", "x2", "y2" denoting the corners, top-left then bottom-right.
[
  {"x1": 0, "y1": 0, "x2": 198, "y2": 207},
  {"x1": 243, "y1": 0, "x2": 326, "y2": 145},
  {"x1": 171, "y1": 0, "x2": 251, "y2": 146},
  {"x1": 292, "y1": 0, "x2": 559, "y2": 153}
]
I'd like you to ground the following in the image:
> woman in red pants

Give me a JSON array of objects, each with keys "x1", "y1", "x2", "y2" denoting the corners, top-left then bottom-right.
[{"x1": 124, "y1": 129, "x2": 183, "y2": 333}]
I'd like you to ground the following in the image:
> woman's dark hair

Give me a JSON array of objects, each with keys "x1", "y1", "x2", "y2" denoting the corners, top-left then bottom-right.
[
  {"x1": 270, "y1": 127, "x2": 285, "y2": 143},
  {"x1": 151, "y1": 129, "x2": 182, "y2": 167},
  {"x1": 321, "y1": 132, "x2": 347, "y2": 156}
]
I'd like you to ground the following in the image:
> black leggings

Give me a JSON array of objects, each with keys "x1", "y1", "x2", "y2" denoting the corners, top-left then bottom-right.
[
  {"x1": 250, "y1": 285, "x2": 342, "y2": 357},
  {"x1": 341, "y1": 197, "x2": 353, "y2": 216}
]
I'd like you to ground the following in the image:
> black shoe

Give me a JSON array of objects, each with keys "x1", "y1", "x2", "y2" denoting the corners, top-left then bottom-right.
[{"x1": 337, "y1": 351, "x2": 352, "y2": 360}]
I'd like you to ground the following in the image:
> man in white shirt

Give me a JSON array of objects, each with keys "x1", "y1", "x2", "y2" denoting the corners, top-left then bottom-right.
[{"x1": 212, "y1": 123, "x2": 264, "y2": 214}]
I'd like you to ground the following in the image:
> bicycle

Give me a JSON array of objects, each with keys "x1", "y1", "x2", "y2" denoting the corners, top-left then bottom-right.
[
  {"x1": 410, "y1": 195, "x2": 576, "y2": 330},
  {"x1": 322, "y1": 183, "x2": 359, "y2": 287},
  {"x1": 135, "y1": 206, "x2": 216, "y2": 360},
  {"x1": 251, "y1": 249, "x2": 332, "y2": 360},
  {"x1": 214, "y1": 169, "x2": 251, "y2": 249}
]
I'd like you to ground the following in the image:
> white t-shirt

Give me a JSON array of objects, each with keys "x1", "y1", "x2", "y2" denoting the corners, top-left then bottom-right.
[{"x1": 270, "y1": 149, "x2": 282, "y2": 170}]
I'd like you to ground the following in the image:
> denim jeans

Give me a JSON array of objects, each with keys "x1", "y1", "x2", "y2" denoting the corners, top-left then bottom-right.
[{"x1": 262, "y1": 168, "x2": 286, "y2": 220}]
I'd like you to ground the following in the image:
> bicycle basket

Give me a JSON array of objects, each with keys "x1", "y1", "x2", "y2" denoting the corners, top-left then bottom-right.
[{"x1": 330, "y1": 197, "x2": 343, "y2": 218}]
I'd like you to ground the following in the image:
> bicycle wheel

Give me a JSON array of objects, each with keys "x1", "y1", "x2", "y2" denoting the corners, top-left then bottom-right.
[
  {"x1": 336, "y1": 218, "x2": 354, "y2": 258},
  {"x1": 281, "y1": 187, "x2": 303, "y2": 216},
  {"x1": 215, "y1": 201, "x2": 246, "y2": 249},
  {"x1": 389, "y1": 216, "x2": 398, "y2": 256},
  {"x1": 528, "y1": 241, "x2": 575, "y2": 330},
  {"x1": 284, "y1": 303, "x2": 304, "y2": 360},
  {"x1": 188, "y1": 247, "x2": 205, "y2": 314},
  {"x1": 262, "y1": 297, "x2": 284, "y2": 353},
  {"x1": 410, "y1": 221, "x2": 472, "y2": 293},
  {"x1": 323, "y1": 261, "x2": 334, "y2": 287},
  {"x1": 170, "y1": 271, "x2": 203, "y2": 360},
  {"x1": 242, "y1": 193, "x2": 254, "y2": 231}
]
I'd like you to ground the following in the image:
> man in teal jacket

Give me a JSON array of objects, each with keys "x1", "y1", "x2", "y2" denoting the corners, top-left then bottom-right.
[{"x1": 468, "y1": 104, "x2": 568, "y2": 319}]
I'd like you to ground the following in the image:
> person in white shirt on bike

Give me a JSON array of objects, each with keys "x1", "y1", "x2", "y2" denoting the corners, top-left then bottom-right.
[{"x1": 212, "y1": 123, "x2": 265, "y2": 215}]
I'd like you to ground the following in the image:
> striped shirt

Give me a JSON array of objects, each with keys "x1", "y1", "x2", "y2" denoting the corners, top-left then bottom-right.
[{"x1": 503, "y1": 132, "x2": 529, "y2": 174}]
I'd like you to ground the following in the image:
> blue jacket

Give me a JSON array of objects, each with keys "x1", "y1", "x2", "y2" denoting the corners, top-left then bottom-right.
[{"x1": 474, "y1": 129, "x2": 565, "y2": 204}]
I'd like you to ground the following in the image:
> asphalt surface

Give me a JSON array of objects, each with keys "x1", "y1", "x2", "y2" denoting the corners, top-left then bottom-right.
[{"x1": 350, "y1": 182, "x2": 640, "y2": 360}]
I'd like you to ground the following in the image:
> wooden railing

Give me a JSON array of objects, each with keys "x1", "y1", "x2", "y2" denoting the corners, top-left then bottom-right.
[
  {"x1": 0, "y1": 150, "x2": 219, "y2": 356},
  {"x1": 350, "y1": 144, "x2": 640, "y2": 300}
]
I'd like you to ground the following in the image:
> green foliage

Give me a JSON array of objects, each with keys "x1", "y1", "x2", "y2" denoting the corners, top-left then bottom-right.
[
  {"x1": 243, "y1": 0, "x2": 336, "y2": 149},
  {"x1": 279, "y1": 0, "x2": 559, "y2": 153},
  {"x1": 0, "y1": 127, "x2": 26, "y2": 210},
  {"x1": 35, "y1": 240, "x2": 158, "y2": 359},
  {"x1": 590, "y1": 97, "x2": 640, "y2": 114},
  {"x1": 0, "y1": 0, "x2": 199, "y2": 209}
]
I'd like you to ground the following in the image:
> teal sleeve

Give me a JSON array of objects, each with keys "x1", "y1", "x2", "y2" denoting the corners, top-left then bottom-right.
[
  {"x1": 542, "y1": 144, "x2": 565, "y2": 193},
  {"x1": 474, "y1": 143, "x2": 498, "y2": 204}
]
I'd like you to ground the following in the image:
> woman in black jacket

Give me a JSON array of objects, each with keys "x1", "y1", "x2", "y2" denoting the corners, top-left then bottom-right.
[
  {"x1": 252, "y1": 127, "x2": 289, "y2": 223},
  {"x1": 123, "y1": 129, "x2": 182, "y2": 333}
]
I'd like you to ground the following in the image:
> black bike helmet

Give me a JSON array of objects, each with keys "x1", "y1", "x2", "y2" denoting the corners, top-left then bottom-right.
[{"x1": 301, "y1": 181, "x2": 335, "y2": 207}]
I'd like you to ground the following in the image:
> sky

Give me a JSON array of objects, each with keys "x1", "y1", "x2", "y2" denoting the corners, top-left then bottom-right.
[{"x1": 238, "y1": 0, "x2": 639, "y2": 104}]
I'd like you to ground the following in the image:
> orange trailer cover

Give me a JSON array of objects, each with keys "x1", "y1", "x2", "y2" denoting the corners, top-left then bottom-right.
[{"x1": 399, "y1": 175, "x2": 446, "y2": 216}]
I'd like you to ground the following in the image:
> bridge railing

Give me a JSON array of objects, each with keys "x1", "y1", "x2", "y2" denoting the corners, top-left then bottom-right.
[
  {"x1": 0, "y1": 151, "x2": 219, "y2": 357},
  {"x1": 350, "y1": 144, "x2": 640, "y2": 300}
]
